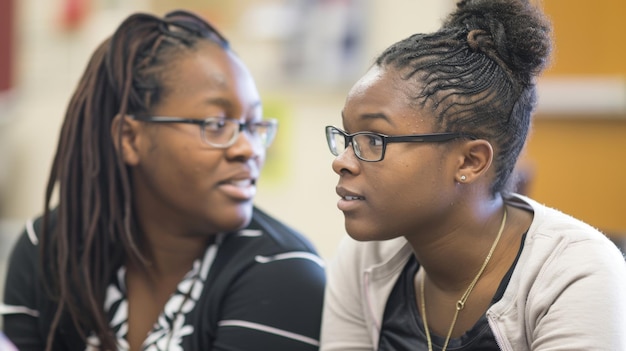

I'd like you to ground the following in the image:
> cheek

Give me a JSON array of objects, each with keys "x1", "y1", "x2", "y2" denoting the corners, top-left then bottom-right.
[
  {"x1": 374, "y1": 171, "x2": 421, "y2": 220},
  {"x1": 150, "y1": 143, "x2": 221, "y2": 190},
  {"x1": 373, "y1": 159, "x2": 446, "y2": 220},
  {"x1": 180, "y1": 149, "x2": 223, "y2": 187}
]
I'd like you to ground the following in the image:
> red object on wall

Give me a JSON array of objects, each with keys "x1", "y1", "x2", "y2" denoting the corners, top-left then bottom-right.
[
  {"x1": 0, "y1": 0, "x2": 14, "y2": 92},
  {"x1": 60, "y1": 0, "x2": 90, "y2": 31}
]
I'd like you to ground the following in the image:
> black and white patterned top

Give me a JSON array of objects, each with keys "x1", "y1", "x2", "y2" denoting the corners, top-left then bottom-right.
[{"x1": 1, "y1": 207, "x2": 326, "y2": 350}]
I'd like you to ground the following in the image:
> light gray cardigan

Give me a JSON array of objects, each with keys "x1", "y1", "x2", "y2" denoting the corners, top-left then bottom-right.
[{"x1": 320, "y1": 195, "x2": 626, "y2": 350}]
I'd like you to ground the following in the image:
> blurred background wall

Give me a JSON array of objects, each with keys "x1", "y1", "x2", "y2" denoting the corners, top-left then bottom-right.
[{"x1": 0, "y1": 0, "x2": 624, "y2": 303}]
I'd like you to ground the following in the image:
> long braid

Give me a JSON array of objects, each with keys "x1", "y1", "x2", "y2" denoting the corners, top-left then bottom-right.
[
  {"x1": 40, "y1": 11, "x2": 226, "y2": 350},
  {"x1": 376, "y1": 0, "x2": 551, "y2": 194}
]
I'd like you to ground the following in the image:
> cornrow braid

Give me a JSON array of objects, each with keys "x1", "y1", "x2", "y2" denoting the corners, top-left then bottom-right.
[
  {"x1": 376, "y1": 0, "x2": 551, "y2": 194},
  {"x1": 40, "y1": 10, "x2": 228, "y2": 350}
]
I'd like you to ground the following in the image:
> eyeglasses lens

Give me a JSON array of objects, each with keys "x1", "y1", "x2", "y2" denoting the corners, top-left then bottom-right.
[
  {"x1": 353, "y1": 134, "x2": 383, "y2": 161},
  {"x1": 328, "y1": 129, "x2": 345, "y2": 156},
  {"x1": 328, "y1": 129, "x2": 383, "y2": 161},
  {"x1": 202, "y1": 120, "x2": 276, "y2": 148}
]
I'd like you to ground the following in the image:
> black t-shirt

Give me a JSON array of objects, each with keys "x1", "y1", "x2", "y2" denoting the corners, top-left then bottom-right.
[
  {"x1": 1, "y1": 207, "x2": 326, "y2": 351},
  {"x1": 378, "y1": 235, "x2": 526, "y2": 351}
]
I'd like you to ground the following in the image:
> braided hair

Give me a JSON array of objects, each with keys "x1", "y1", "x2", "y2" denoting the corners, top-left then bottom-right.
[
  {"x1": 375, "y1": 0, "x2": 552, "y2": 194},
  {"x1": 41, "y1": 10, "x2": 229, "y2": 350}
]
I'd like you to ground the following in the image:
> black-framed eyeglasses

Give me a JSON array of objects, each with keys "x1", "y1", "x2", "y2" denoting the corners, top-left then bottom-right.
[
  {"x1": 325, "y1": 126, "x2": 475, "y2": 162},
  {"x1": 134, "y1": 116, "x2": 278, "y2": 149},
  {"x1": 162, "y1": 10, "x2": 229, "y2": 49}
]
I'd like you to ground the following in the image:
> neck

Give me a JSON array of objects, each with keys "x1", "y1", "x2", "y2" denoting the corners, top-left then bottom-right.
[
  {"x1": 407, "y1": 198, "x2": 506, "y2": 292},
  {"x1": 130, "y1": 215, "x2": 215, "y2": 279},
  {"x1": 147, "y1": 234, "x2": 212, "y2": 277},
  {"x1": 131, "y1": 178, "x2": 217, "y2": 277}
]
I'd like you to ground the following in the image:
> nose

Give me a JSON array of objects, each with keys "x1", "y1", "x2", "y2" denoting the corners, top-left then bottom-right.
[
  {"x1": 227, "y1": 130, "x2": 264, "y2": 161},
  {"x1": 331, "y1": 145, "x2": 360, "y2": 176}
]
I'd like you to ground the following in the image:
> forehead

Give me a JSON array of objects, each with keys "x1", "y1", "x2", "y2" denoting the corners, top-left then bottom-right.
[
  {"x1": 160, "y1": 42, "x2": 259, "y2": 105},
  {"x1": 343, "y1": 65, "x2": 434, "y2": 130}
]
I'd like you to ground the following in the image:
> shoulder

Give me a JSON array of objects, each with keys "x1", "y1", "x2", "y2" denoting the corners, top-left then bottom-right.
[
  {"x1": 512, "y1": 194, "x2": 622, "y2": 254},
  {"x1": 10, "y1": 208, "x2": 59, "y2": 247},
  {"x1": 331, "y1": 234, "x2": 411, "y2": 274},
  {"x1": 248, "y1": 206, "x2": 319, "y2": 254},
  {"x1": 1, "y1": 215, "x2": 48, "y2": 328},
  {"x1": 5, "y1": 209, "x2": 61, "y2": 268},
  {"x1": 504, "y1": 194, "x2": 626, "y2": 297},
  {"x1": 210, "y1": 207, "x2": 326, "y2": 284},
  {"x1": 4, "y1": 212, "x2": 51, "y2": 273},
  {"x1": 493, "y1": 195, "x2": 626, "y2": 349},
  {"x1": 202, "y1": 210, "x2": 326, "y2": 349},
  {"x1": 325, "y1": 235, "x2": 411, "y2": 303},
  {"x1": 3, "y1": 209, "x2": 62, "y2": 310}
]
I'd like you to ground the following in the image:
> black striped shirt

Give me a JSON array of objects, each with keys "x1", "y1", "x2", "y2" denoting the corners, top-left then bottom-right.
[{"x1": 1, "y1": 207, "x2": 326, "y2": 350}]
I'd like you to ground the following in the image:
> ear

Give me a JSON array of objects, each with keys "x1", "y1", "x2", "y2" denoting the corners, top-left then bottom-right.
[
  {"x1": 454, "y1": 139, "x2": 493, "y2": 184},
  {"x1": 111, "y1": 114, "x2": 142, "y2": 166}
]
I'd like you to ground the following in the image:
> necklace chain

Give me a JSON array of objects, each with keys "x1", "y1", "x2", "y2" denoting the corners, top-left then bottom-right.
[{"x1": 420, "y1": 209, "x2": 507, "y2": 351}]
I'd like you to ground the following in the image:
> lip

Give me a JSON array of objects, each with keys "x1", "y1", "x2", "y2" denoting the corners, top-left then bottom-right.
[
  {"x1": 336, "y1": 185, "x2": 366, "y2": 211},
  {"x1": 218, "y1": 170, "x2": 258, "y2": 201}
]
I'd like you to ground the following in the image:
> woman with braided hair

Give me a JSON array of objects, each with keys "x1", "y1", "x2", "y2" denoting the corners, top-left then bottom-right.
[
  {"x1": 1, "y1": 10, "x2": 325, "y2": 351},
  {"x1": 321, "y1": 0, "x2": 626, "y2": 350}
]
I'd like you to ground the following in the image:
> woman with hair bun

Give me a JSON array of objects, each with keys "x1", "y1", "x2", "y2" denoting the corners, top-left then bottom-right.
[{"x1": 321, "y1": 0, "x2": 626, "y2": 350}]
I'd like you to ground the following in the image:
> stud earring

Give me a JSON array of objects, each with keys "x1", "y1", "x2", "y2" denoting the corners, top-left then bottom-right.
[{"x1": 460, "y1": 175, "x2": 467, "y2": 182}]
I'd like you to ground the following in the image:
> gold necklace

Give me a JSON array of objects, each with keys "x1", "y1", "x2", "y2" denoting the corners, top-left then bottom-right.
[{"x1": 419, "y1": 209, "x2": 507, "y2": 351}]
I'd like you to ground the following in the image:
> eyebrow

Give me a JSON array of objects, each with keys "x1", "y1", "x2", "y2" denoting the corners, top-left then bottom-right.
[
  {"x1": 204, "y1": 97, "x2": 262, "y2": 111},
  {"x1": 341, "y1": 110, "x2": 394, "y2": 125}
]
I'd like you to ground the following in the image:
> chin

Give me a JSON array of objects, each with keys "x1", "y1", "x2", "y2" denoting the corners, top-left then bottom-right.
[
  {"x1": 345, "y1": 221, "x2": 380, "y2": 242},
  {"x1": 345, "y1": 218, "x2": 402, "y2": 242},
  {"x1": 214, "y1": 204, "x2": 254, "y2": 232}
]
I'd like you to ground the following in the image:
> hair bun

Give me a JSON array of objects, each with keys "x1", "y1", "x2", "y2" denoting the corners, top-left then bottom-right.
[{"x1": 444, "y1": 0, "x2": 552, "y2": 83}]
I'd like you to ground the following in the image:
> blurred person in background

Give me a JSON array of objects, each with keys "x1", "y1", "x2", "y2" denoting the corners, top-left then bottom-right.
[
  {"x1": 0, "y1": 9, "x2": 325, "y2": 351},
  {"x1": 321, "y1": 0, "x2": 626, "y2": 350}
]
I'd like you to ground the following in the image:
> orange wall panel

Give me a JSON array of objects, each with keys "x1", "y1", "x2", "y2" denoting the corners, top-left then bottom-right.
[
  {"x1": 542, "y1": 0, "x2": 626, "y2": 75},
  {"x1": 524, "y1": 117, "x2": 626, "y2": 234}
]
